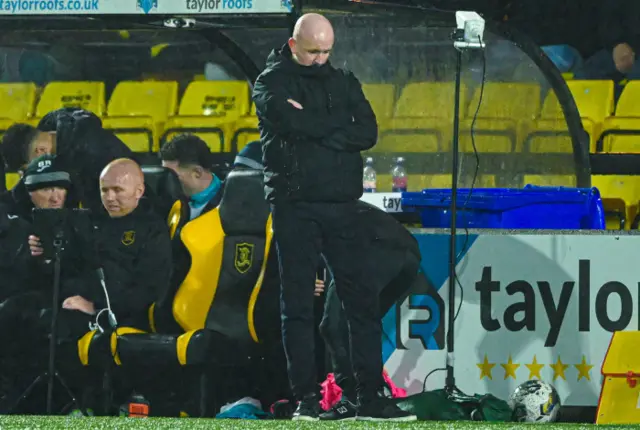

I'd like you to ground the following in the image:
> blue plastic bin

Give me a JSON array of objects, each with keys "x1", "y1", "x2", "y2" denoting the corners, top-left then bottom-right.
[{"x1": 401, "y1": 185, "x2": 605, "y2": 230}]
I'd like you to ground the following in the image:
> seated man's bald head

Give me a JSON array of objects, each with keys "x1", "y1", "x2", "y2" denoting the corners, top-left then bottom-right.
[
  {"x1": 100, "y1": 158, "x2": 145, "y2": 218},
  {"x1": 289, "y1": 13, "x2": 334, "y2": 67},
  {"x1": 101, "y1": 158, "x2": 144, "y2": 185}
]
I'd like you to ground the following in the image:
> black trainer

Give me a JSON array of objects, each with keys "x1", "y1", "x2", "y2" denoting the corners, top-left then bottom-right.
[
  {"x1": 292, "y1": 394, "x2": 320, "y2": 421},
  {"x1": 319, "y1": 398, "x2": 357, "y2": 421},
  {"x1": 357, "y1": 398, "x2": 417, "y2": 422}
]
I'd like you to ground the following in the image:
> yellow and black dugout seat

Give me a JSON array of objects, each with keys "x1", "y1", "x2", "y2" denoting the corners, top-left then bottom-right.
[
  {"x1": 78, "y1": 169, "x2": 278, "y2": 371},
  {"x1": 140, "y1": 165, "x2": 188, "y2": 225}
]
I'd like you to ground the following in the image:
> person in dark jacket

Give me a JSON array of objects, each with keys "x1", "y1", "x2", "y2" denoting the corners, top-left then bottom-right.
[
  {"x1": 574, "y1": 0, "x2": 640, "y2": 80},
  {"x1": 318, "y1": 202, "x2": 422, "y2": 420},
  {"x1": 0, "y1": 154, "x2": 80, "y2": 223},
  {"x1": 0, "y1": 203, "x2": 31, "y2": 303},
  {"x1": 27, "y1": 158, "x2": 172, "y2": 332},
  {"x1": 0, "y1": 108, "x2": 133, "y2": 215},
  {"x1": 253, "y1": 13, "x2": 413, "y2": 422},
  {"x1": 159, "y1": 133, "x2": 223, "y2": 221}
]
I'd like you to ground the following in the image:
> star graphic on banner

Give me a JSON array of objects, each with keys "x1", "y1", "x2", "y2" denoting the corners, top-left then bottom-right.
[
  {"x1": 525, "y1": 355, "x2": 545, "y2": 379},
  {"x1": 501, "y1": 355, "x2": 520, "y2": 380},
  {"x1": 574, "y1": 355, "x2": 594, "y2": 381},
  {"x1": 550, "y1": 356, "x2": 569, "y2": 381},
  {"x1": 477, "y1": 354, "x2": 496, "y2": 380}
]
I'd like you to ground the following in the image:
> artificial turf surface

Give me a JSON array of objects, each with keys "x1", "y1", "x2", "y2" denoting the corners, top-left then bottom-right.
[{"x1": 0, "y1": 418, "x2": 624, "y2": 430}]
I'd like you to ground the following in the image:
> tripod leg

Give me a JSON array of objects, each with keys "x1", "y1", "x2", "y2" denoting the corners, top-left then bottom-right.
[
  {"x1": 0, "y1": 374, "x2": 47, "y2": 414},
  {"x1": 54, "y1": 371, "x2": 89, "y2": 416}
]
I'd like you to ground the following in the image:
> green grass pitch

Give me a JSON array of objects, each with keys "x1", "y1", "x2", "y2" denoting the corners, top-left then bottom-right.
[{"x1": 0, "y1": 417, "x2": 617, "y2": 430}]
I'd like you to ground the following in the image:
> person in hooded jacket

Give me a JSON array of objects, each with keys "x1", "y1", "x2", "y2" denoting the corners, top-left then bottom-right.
[
  {"x1": 0, "y1": 107, "x2": 133, "y2": 215},
  {"x1": 253, "y1": 14, "x2": 412, "y2": 420},
  {"x1": 0, "y1": 155, "x2": 94, "y2": 337}
]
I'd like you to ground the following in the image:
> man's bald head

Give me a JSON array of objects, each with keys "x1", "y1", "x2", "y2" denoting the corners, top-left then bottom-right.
[
  {"x1": 99, "y1": 158, "x2": 145, "y2": 218},
  {"x1": 288, "y1": 13, "x2": 334, "y2": 67}
]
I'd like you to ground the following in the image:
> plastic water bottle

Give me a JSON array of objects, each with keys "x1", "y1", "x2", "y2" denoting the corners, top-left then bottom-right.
[
  {"x1": 363, "y1": 157, "x2": 377, "y2": 193},
  {"x1": 391, "y1": 157, "x2": 408, "y2": 192}
]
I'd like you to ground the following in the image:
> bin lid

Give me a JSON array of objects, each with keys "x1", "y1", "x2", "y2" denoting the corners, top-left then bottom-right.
[
  {"x1": 401, "y1": 187, "x2": 600, "y2": 212},
  {"x1": 602, "y1": 331, "x2": 640, "y2": 376}
]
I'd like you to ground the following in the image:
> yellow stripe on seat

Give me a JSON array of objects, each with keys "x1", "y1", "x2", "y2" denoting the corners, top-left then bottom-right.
[
  {"x1": 247, "y1": 214, "x2": 273, "y2": 344},
  {"x1": 176, "y1": 329, "x2": 199, "y2": 366},
  {"x1": 77, "y1": 330, "x2": 98, "y2": 366},
  {"x1": 148, "y1": 302, "x2": 157, "y2": 333},
  {"x1": 110, "y1": 327, "x2": 147, "y2": 366}
]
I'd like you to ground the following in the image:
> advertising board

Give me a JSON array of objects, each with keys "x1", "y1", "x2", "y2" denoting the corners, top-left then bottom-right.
[
  {"x1": 0, "y1": 0, "x2": 291, "y2": 15},
  {"x1": 384, "y1": 231, "x2": 640, "y2": 407}
]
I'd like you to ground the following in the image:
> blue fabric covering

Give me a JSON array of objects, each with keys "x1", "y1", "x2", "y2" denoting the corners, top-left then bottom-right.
[{"x1": 216, "y1": 403, "x2": 271, "y2": 419}]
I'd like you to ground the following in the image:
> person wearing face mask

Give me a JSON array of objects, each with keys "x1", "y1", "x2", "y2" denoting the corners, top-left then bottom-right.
[{"x1": 253, "y1": 13, "x2": 413, "y2": 422}]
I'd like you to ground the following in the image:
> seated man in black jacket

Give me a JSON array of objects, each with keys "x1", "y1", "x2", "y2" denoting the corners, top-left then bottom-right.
[
  {"x1": 0, "y1": 154, "x2": 76, "y2": 301},
  {"x1": 0, "y1": 108, "x2": 133, "y2": 215},
  {"x1": 0, "y1": 158, "x2": 172, "y2": 412},
  {"x1": 28, "y1": 157, "x2": 173, "y2": 331}
]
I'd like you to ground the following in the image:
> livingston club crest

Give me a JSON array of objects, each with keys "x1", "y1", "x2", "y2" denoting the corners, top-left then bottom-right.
[{"x1": 235, "y1": 242, "x2": 254, "y2": 274}]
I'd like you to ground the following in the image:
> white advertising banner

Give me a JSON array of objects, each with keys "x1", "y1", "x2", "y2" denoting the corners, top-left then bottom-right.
[
  {"x1": 360, "y1": 192, "x2": 403, "y2": 213},
  {"x1": 384, "y1": 231, "x2": 640, "y2": 407},
  {"x1": 0, "y1": 0, "x2": 291, "y2": 15}
]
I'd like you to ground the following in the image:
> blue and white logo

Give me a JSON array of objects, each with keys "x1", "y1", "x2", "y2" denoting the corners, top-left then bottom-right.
[
  {"x1": 137, "y1": 0, "x2": 158, "y2": 14},
  {"x1": 281, "y1": 0, "x2": 292, "y2": 12}
]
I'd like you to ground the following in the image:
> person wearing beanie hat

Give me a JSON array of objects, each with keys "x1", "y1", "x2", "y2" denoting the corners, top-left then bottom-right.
[
  {"x1": 0, "y1": 154, "x2": 76, "y2": 222},
  {"x1": 233, "y1": 140, "x2": 264, "y2": 170},
  {"x1": 160, "y1": 133, "x2": 224, "y2": 221}
]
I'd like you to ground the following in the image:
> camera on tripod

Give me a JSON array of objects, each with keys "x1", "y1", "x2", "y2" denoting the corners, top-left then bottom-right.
[{"x1": 32, "y1": 208, "x2": 93, "y2": 261}]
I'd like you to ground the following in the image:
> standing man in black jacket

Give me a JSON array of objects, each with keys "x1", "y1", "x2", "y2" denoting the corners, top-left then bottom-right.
[{"x1": 253, "y1": 13, "x2": 414, "y2": 422}]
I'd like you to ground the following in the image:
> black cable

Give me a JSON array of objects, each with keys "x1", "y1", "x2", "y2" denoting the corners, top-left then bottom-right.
[
  {"x1": 423, "y1": 367, "x2": 447, "y2": 392},
  {"x1": 453, "y1": 36, "x2": 485, "y2": 321}
]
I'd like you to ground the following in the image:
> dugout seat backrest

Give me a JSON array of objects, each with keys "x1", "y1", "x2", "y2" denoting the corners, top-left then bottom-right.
[
  {"x1": 541, "y1": 80, "x2": 614, "y2": 121},
  {"x1": 613, "y1": 81, "x2": 640, "y2": 116},
  {"x1": 172, "y1": 169, "x2": 272, "y2": 345},
  {"x1": 466, "y1": 82, "x2": 540, "y2": 119},
  {"x1": 394, "y1": 82, "x2": 463, "y2": 117},
  {"x1": 0, "y1": 83, "x2": 37, "y2": 120},
  {"x1": 36, "y1": 81, "x2": 105, "y2": 117},
  {"x1": 108, "y1": 81, "x2": 178, "y2": 122},
  {"x1": 141, "y1": 165, "x2": 186, "y2": 223},
  {"x1": 361, "y1": 83, "x2": 395, "y2": 120},
  {"x1": 178, "y1": 80, "x2": 250, "y2": 118}
]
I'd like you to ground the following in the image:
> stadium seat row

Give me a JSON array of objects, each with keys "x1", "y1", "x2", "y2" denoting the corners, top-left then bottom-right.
[
  {"x1": 0, "y1": 80, "x2": 258, "y2": 154},
  {"x1": 1, "y1": 80, "x2": 640, "y2": 156}
]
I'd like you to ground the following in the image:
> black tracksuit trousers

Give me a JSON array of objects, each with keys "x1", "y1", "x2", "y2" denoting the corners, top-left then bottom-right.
[
  {"x1": 272, "y1": 201, "x2": 382, "y2": 402},
  {"x1": 320, "y1": 250, "x2": 422, "y2": 399}
]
